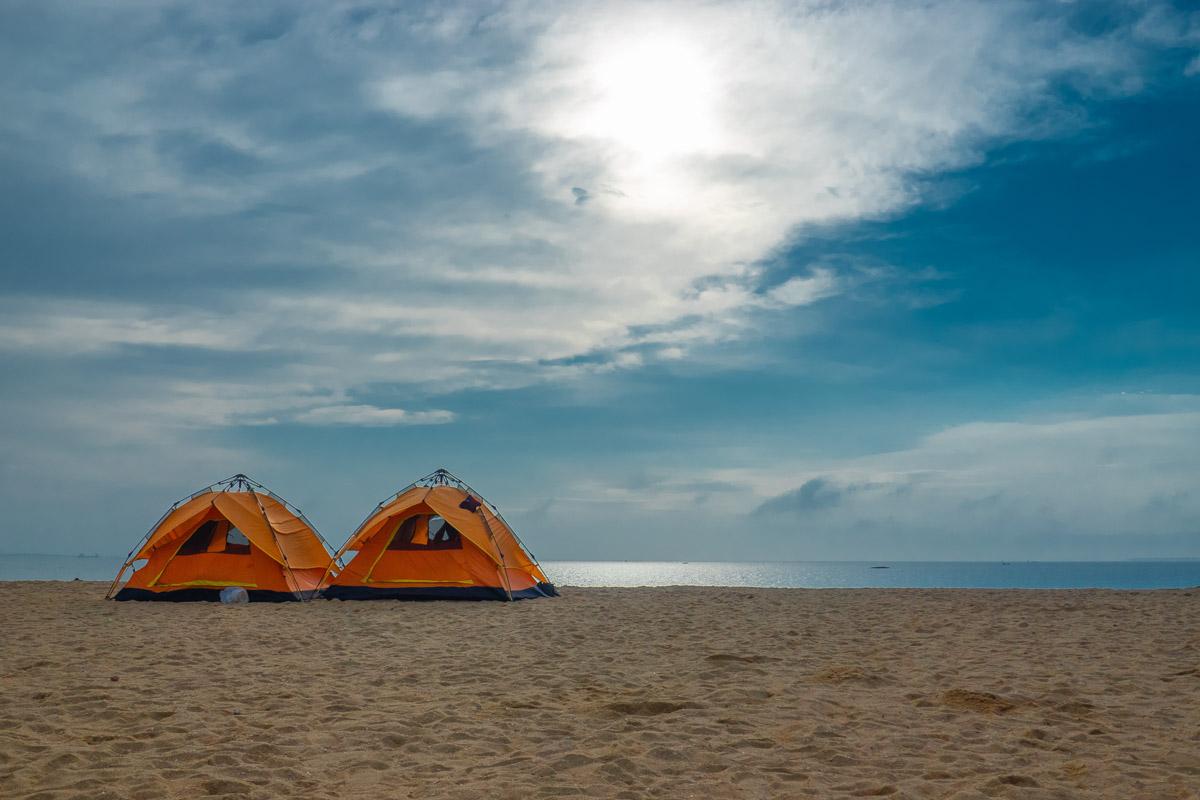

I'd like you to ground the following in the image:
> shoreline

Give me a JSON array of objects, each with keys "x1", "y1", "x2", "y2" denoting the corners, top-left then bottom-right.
[
  {"x1": 6, "y1": 555, "x2": 1200, "y2": 590},
  {"x1": 3, "y1": 579, "x2": 1199, "y2": 594}
]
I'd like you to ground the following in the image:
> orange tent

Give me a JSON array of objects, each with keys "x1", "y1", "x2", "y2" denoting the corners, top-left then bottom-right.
[
  {"x1": 323, "y1": 469, "x2": 556, "y2": 601},
  {"x1": 107, "y1": 475, "x2": 335, "y2": 602}
]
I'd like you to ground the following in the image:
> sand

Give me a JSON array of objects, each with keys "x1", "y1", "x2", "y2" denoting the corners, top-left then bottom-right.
[{"x1": 1, "y1": 583, "x2": 1197, "y2": 799}]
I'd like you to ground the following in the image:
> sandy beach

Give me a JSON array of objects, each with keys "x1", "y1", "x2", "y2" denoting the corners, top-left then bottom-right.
[{"x1": 1, "y1": 583, "x2": 1197, "y2": 799}]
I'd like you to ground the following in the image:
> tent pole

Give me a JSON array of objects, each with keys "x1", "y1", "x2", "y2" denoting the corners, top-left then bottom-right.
[
  {"x1": 361, "y1": 488, "x2": 436, "y2": 584},
  {"x1": 353, "y1": 470, "x2": 537, "y2": 600},
  {"x1": 109, "y1": 476, "x2": 331, "y2": 600},
  {"x1": 362, "y1": 517, "x2": 411, "y2": 584},
  {"x1": 249, "y1": 489, "x2": 307, "y2": 601},
  {"x1": 489, "y1": 506, "x2": 545, "y2": 571},
  {"x1": 270, "y1": 491, "x2": 344, "y2": 589},
  {"x1": 434, "y1": 469, "x2": 546, "y2": 569},
  {"x1": 105, "y1": 495, "x2": 189, "y2": 599},
  {"x1": 326, "y1": 481, "x2": 416, "y2": 586},
  {"x1": 476, "y1": 507, "x2": 513, "y2": 602},
  {"x1": 106, "y1": 534, "x2": 152, "y2": 599},
  {"x1": 318, "y1": 500, "x2": 381, "y2": 590},
  {"x1": 294, "y1": 508, "x2": 341, "y2": 570},
  {"x1": 314, "y1": 548, "x2": 342, "y2": 596},
  {"x1": 145, "y1": 531, "x2": 192, "y2": 590}
]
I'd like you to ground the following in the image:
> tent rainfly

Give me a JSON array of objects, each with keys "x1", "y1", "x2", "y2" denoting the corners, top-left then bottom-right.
[
  {"x1": 106, "y1": 474, "x2": 335, "y2": 602},
  {"x1": 323, "y1": 468, "x2": 556, "y2": 601}
]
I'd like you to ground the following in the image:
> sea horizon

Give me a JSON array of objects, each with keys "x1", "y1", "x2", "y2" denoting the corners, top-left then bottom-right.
[{"x1": 5, "y1": 553, "x2": 1199, "y2": 589}]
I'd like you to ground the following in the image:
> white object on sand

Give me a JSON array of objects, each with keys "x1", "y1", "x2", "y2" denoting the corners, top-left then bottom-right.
[{"x1": 219, "y1": 586, "x2": 249, "y2": 604}]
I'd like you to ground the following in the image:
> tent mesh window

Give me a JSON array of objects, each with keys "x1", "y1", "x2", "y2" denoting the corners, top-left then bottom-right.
[
  {"x1": 176, "y1": 520, "x2": 219, "y2": 556},
  {"x1": 387, "y1": 515, "x2": 463, "y2": 551},
  {"x1": 223, "y1": 528, "x2": 251, "y2": 555}
]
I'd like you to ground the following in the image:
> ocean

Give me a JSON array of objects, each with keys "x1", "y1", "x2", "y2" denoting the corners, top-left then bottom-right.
[{"x1": 2, "y1": 554, "x2": 1198, "y2": 589}]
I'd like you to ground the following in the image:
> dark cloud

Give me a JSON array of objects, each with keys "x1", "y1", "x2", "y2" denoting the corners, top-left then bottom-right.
[
  {"x1": 756, "y1": 477, "x2": 848, "y2": 515},
  {"x1": 154, "y1": 130, "x2": 266, "y2": 177}
]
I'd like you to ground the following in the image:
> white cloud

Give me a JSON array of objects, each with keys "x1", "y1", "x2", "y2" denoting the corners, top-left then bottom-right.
[
  {"x1": 0, "y1": 299, "x2": 255, "y2": 354},
  {"x1": 766, "y1": 269, "x2": 841, "y2": 308},
  {"x1": 2, "y1": 1, "x2": 1157, "y2": 391},
  {"x1": 366, "y1": 0, "x2": 1137, "y2": 372},
  {"x1": 291, "y1": 404, "x2": 455, "y2": 426},
  {"x1": 543, "y1": 399, "x2": 1200, "y2": 557}
]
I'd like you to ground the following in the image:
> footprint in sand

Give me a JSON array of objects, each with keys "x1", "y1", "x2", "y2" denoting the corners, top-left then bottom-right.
[
  {"x1": 705, "y1": 653, "x2": 772, "y2": 664},
  {"x1": 604, "y1": 700, "x2": 694, "y2": 716},
  {"x1": 940, "y1": 689, "x2": 1017, "y2": 714},
  {"x1": 812, "y1": 666, "x2": 884, "y2": 686}
]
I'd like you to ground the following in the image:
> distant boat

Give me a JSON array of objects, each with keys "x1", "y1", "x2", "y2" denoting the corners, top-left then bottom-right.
[{"x1": 870, "y1": 565, "x2": 890, "y2": 569}]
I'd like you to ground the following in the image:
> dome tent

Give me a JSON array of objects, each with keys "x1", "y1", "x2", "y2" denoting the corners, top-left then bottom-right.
[
  {"x1": 323, "y1": 468, "x2": 556, "y2": 601},
  {"x1": 106, "y1": 474, "x2": 336, "y2": 602}
]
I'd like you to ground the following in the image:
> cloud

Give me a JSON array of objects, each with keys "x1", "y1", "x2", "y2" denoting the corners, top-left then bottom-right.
[
  {"x1": 553, "y1": 398, "x2": 1200, "y2": 558},
  {"x1": 756, "y1": 477, "x2": 850, "y2": 514},
  {"x1": 0, "y1": 300, "x2": 255, "y2": 355},
  {"x1": 0, "y1": 0, "x2": 1194, "y2": 555},
  {"x1": 789, "y1": 407, "x2": 1200, "y2": 524},
  {"x1": 765, "y1": 270, "x2": 841, "y2": 308},
  {"x1": 290, "y1": 404, "x2": 455, "y2": 426},
  {"x1": 1, "y1": 1, "x2": 1163, "y2": 398}
]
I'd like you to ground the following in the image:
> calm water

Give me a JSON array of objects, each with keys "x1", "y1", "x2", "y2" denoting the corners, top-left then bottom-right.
[
  {"x1": 2, "y1": 554, "x2": 1198, "y2": 589},
  {"x1": 546, "y1": 561, "x2": 1200, "y2": 589}
]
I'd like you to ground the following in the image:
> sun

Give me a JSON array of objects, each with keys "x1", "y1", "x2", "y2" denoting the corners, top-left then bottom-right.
[{"x1": 581, "y1": 34, "x2": 722, "y2": 161}]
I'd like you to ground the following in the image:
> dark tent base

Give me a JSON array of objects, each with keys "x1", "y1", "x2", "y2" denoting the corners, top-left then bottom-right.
[
  {"x1": 112, "y1": 587, "x2": 309, "y2": 602},
  {"x1": 322, "y1": 582, "x2": 558, "y2": 601}
]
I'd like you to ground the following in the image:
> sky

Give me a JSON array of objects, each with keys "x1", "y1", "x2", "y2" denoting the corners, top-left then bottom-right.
[{"x1": 1, "y1": 0, "x2": 1198, "y2": 561}]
